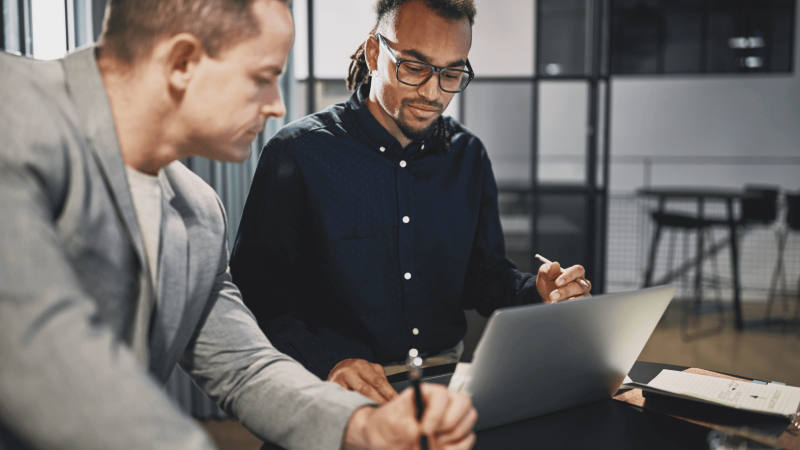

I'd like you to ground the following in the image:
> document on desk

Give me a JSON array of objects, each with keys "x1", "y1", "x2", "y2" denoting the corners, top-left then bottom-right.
[
  {"x1": 624, "y1": 370, "x2": 800, "y2": 420},
  {"x1": 448, "y1": 362, "x2": 471, "y2": 392}
]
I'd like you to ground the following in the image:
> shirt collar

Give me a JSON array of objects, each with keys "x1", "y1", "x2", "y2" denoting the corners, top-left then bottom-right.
[
  {"x1": 346, "y1": 82, "x2": 449, "y2": 156},
  {"x1": 346, "y1": 83, "x2": 402, "y2": 154}
]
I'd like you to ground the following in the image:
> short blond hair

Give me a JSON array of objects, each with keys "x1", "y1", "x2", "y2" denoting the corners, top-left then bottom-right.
[{"x1": 98, "y1": 0, "x2": 289, "y2": 64}]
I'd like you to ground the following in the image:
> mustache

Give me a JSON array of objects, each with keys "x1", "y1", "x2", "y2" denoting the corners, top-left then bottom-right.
[{"x1": 403, "y1": 98, "x2": 444, "y2": 112}]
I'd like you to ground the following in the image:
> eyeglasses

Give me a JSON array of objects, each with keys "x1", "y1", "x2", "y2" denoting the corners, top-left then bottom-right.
[{"x1": 375, "y1": 33, "x2": 474, "y2": 93}]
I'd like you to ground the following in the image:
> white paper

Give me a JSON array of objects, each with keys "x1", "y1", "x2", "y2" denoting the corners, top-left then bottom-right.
[
  {"x1": 448, "y1": 362, "x2": 472, "y2": 392},
  {"x1": 646, "y1": 370, "x2": 800, "y2": 418}
]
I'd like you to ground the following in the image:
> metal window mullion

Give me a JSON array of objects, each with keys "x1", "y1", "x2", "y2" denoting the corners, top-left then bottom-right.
[
  {"x1": 601, "y1": 7, "x2": 613, "y2": 295},
  {"x1": 530, "y1": 0, "x2": 541, "y2": 270},
  {"x1": 17, "y1": 0, "x2": 31, "y2": 56},
  {"x1": 90, "y1": 0, "x2": 103, "y2": 42},
  {"x1": 306, "y1": 0, "x2": 315, "y2": 115},
  {"x1": 1, "y1": 0, "x2": 5, "y2": 50},
  {"x1": 585, "y1": 0, "x2": 605, "y2": 291}
]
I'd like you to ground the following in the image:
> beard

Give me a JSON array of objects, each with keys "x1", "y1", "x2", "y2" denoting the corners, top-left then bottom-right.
[{"x1": 395, "y1": 99, "x2": 442, "y2": 142}]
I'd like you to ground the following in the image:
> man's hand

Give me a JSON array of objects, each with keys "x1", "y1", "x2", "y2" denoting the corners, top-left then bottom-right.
[
  {"x1": 343, "y1": 383, "x2": 477, "y2": 450},
  {"x1": 328, "y1": 358, "x2": 398, "y2": 404},
  {"x1": 536, "y1": 261, "x2": 592, "y2": 303}
]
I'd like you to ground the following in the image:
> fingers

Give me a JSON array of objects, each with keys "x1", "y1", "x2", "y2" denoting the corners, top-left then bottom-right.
[
  {"x1": 418, "y1": 384, "x2": 477, "y2": 448},
  {"x1": 538, "y1": 260, "x2": 563, "y2": 281},
  {"x1": 327, "y1": 359, "x2": 397, "y2": 404},
  {"x1": 434, "y1": 391, "x2": 474, "y2": 435},
  {"x1": 435, "y1": 398, "x2": 477, "y2": 444},
  {"x1": 361, "y1": 386, "x2": 476, "y2": 450},
  {"x1": 576, "y1": 278, "x2": 592, "y2": 298},
  {"x1": 419, "y1": 383, "x2": 450, "y2": 435},
  {"x1": 344, "y1": 371, "x2": 392, "y2": 404},
  {"x1": 436, "y1": 432, "x2": 476, "y2": 450},
  {"x1": 343, "y1": 396, "x2": 418, "y2": 450},
  {"x1": 547, "y1": 265, "x2": 592, "y2": 303},
  {"x1": 555, "y1": 264, "x2": 585, "y2": 288},
  {"x1": 370, "y1": 363, "x2": 400, "y2": 402}
]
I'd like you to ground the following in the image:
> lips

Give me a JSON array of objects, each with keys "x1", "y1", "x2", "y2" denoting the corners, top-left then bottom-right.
[{"x1": 407, "y1": 104, "x2": 441, "y2": 119}]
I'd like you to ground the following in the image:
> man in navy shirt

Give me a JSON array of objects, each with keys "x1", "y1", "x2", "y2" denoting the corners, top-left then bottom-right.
[{"x1": 230, "y1": 0, "x2": 592, "y2": 404}]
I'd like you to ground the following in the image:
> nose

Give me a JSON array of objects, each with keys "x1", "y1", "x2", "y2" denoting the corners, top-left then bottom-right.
[
  {"x1": 416, "y1": 72, "x2": 442, "y2": 102},
  {"x1": 260, "y1": 87, "x2": 287, "y2": 119}
]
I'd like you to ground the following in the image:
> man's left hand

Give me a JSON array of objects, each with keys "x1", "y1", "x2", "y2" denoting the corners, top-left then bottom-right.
[{"x1": 536, "y1": 261, "x2": 592, "y2": 303}]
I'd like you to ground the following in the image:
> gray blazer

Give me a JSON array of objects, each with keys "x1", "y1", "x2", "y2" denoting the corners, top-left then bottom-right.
[{"x1": 0, "y1": 47, "x2": 371, "y2": 450}]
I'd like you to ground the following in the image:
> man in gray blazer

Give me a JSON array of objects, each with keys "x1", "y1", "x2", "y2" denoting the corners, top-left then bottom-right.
[{"x1": 0, "y1": 0, "x2": 477, "y2": 449}]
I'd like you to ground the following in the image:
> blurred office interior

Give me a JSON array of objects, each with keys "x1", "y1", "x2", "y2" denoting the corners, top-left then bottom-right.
[{"x1": 4, "y1": 0, "x2": 799, "y2": 441}]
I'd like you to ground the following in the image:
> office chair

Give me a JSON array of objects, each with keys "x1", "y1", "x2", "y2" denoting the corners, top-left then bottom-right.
[
  {"x1": 738, "y1": 185, "x2": 779, "y2": 226},
  {"x1": 646, "y1": 210, "x2": 726, "y2": 340},
  {"x1": 644, "y1": 185, "x2": 780, "y2": 338},
  {"x1": 764, "y1": 191, "x2": 800, "y2": 328}
]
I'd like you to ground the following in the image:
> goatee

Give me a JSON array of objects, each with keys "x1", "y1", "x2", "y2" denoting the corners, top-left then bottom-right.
[
  {"x1": 397, "y1": 99, "x2": 443, "y2": 142},
  {"x1": 397, "y1": 117, "x2": 439, "y2": 142}
]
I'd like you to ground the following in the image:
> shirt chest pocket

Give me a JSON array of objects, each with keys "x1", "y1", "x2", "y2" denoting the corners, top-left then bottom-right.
[{"x1": 319, "y1": 237, "x2": 386, "y2": 314}]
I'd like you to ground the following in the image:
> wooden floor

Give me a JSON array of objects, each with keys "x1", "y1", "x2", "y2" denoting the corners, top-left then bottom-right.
[
  {"x1": 200, "y1": 301, "x2": 800, "y2": 450},
  {"x1": 639, "y1": 300, "x2": 800, "y2": 386}
]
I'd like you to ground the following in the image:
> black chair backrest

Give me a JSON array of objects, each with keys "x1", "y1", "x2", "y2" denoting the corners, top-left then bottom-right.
[
  {"x1": 741, "y1": 185, "x2": 779, "y2": 224},
  {"x1": 787, "y1": 193, "x2": 800, "y2": 231}
]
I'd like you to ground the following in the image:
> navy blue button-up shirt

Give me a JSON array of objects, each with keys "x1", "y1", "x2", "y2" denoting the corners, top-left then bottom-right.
[{"x1": 230, "y1": 83, "x2": 540, "y2": 380}]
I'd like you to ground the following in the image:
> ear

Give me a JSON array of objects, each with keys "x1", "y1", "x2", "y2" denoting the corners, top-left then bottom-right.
[
  {"x1": 163, "y1": 33, "x2": 205, "y2": 93},
  {"x1": 364, "y1": 35, "x2": 380, "y2": 73}
]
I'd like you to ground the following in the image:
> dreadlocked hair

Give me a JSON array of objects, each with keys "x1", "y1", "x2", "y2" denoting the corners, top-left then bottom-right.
[
  {"x1": 345, "y1": 0, "x2": 476, "y2": 91},
  {"x1": 347, "y1": 26, "x2": 377, "y2": 91}
]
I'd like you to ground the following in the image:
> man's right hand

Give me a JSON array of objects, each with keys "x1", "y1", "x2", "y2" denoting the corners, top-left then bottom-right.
[
  {"x1": 343, "y1": 383, "x2": 477, "y2": 450},
  {"x1": 328, "y1": 358, "x2": 399, "y2": 404}
]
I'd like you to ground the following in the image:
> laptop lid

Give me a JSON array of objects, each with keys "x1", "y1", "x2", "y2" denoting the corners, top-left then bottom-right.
[{"x1": 460, "y1": 285, "x2": 676, "y2": 430}]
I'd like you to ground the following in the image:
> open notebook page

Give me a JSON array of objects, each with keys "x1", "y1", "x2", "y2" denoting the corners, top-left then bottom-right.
[{"x1": 643, "y1": 370, "x2": 800, "y2": 419}]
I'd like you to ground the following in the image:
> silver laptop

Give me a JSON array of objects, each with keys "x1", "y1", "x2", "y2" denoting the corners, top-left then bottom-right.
[{"x1": 451, "y1": 285, "x2": 676, "y2": 430}]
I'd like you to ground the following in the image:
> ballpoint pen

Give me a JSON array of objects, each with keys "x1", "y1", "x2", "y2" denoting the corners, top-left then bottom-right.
[
  {"x1": 535, "y1": 254, "x2": 590, "y2": 287},
  {"x1": 406, "y1": 349, "x2": 429, "y2": 450}
]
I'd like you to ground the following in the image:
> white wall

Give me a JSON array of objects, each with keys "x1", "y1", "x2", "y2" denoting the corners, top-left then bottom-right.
[
  {"x1": 31, "y1": 0, "x2": 66, "y2": 60},
  {"x1": 606, "y1": 6, "x2": 800, "y2": 193},
  {"x1": 293, "y1": 0, "x2": 800, "y2": 195}
]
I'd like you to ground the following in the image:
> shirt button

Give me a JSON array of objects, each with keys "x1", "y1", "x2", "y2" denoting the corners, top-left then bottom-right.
[
  {"x1": 412, "y1": 328, "x2": 419, "y2": 335},
  {"x1": 421, "y1": 144, "x2": 425, "y2": 150},
  {"x1": 379, "y1": 146, "x2": 385, "y2": 152},
  {"x1": 404, "y1": 272, "x2": 412, "y2": 280},
  {"x1": 399, "y1": 160, "x2": 407, "y2": 168},
  {"x1": 402, "y1": 216, "x2": 410, "y2": 223}
]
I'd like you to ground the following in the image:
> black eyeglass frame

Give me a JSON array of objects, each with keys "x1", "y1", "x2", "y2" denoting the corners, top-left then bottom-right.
[{"x1": 375, "y1": 33, "x2": 474, "y2": 93}]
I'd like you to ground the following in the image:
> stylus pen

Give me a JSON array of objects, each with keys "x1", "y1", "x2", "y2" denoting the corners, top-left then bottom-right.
[
  {"x1": 407, "y1": 349, "x2": 429, "y2": 450},
  {"x1": 535, "y1": 254, "x2": 589, "y2": 287}
]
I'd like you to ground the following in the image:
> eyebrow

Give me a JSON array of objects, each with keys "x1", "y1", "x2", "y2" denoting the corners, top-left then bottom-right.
[
  {"x1": 399, "y1": 48, "x2": 466, "y2": 68},
  {"x1": 259, "y1": 64, "x2": 284, "y2": 76}
]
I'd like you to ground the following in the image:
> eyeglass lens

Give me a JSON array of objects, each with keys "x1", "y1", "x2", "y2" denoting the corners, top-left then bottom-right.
[{"x1": 398, "y1": 61, "x2": 470, "y2": 92}]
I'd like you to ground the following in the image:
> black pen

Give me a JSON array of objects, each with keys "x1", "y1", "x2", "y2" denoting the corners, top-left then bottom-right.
[{"x1": 407, "y1": 349, "x2": 429, "y2": 450}]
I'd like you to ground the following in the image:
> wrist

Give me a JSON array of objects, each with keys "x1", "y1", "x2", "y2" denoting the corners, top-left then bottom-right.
[{"x1": 342, "y1": 405, "x2": 376, "y2": 450}]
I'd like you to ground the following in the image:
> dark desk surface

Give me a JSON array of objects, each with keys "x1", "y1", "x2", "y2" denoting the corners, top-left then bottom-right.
[
  {"x1": 637, "y1": 187, "x2": 745, "y2": 200},
  {"x1": 472, "y1": 361, "x2": 714, "y2": 449},
  {"x1": 264, "y1": 361, "x2": 784, "y2": 450},
  {"x1": 392, "y1": 361, "x2": 764, "y2": 450}
]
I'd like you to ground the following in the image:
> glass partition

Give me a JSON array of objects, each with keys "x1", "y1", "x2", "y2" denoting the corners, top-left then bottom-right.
[
  {"x1": 469, "y1": 0, "x2": 534, "y2": 76},
  {"x1": 464, "y1": 82, "x2": 533, "y2": 187}
]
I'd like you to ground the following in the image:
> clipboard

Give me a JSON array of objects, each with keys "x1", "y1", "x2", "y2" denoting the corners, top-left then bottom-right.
[{"x1": 614, "y1": 368, "x2": 800, "y2": 450}]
